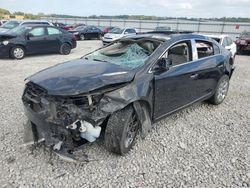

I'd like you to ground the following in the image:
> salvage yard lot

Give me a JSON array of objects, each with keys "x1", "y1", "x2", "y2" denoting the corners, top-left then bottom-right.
[{"x1": 0, "y1": 40, "x2": 249, "y2": 187}]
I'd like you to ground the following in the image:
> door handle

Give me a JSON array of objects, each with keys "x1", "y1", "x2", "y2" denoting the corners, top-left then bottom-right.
[{"x1": 190, "y1": 73, "x2": 198, "y2": 79}]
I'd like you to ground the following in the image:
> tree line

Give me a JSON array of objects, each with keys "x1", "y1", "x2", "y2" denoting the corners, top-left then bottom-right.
[{"x1": 1, "y1": 8, "x2": 250, "y2": 22}]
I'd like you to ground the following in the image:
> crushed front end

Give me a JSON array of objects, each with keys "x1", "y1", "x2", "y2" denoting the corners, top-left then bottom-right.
[{"x1": 22, "y1": 82, "x2": 108, "y2": 162}]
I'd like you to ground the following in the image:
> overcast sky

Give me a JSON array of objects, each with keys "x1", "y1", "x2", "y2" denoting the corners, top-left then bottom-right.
[{"x1": 1, "y1": 0, "x2": 250, "y2": 18}]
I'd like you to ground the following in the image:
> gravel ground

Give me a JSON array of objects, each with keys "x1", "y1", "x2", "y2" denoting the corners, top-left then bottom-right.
[{"x1": 0, "y1": 40, "x2": 249, "y2": 187}]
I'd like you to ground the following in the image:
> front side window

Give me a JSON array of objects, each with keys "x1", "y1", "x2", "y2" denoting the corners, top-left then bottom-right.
[
  {"x1": 47, "y1": 27, "x2": 61, "y2": 35},
  {"x1": 85, "y1": 40, "x2": 161, "y2": 69},
  {"x1": 28, "y1": 27, "x2": 46, "y2": 37},
  {"x1": 165, "y1": 41, "x2": 192, "y2": 66},
  {"x1": 196, "y1": 40, "x2": 214, "y2": 59}
]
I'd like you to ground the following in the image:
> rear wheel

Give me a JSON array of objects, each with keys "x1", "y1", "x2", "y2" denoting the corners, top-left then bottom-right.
[
  {"x1": 60, "y1": 43, "x2": 71, "y2": 55},
  {"x1": 10, "y1": 46, "x2": 25, "y2": 59},
  {"x1": 104, "y1": 105, "x2": 139, "y2": 155},
  {"x1": 209, "y1": 75, "x2": 229, "y2": 105}
]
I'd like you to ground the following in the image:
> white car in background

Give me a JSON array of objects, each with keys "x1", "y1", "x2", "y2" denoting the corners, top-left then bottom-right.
[
  {"x1": 102, "y1": 27, "x2": 136, "y2": 45},
  {"x1": 204, "y1": 34, "x2": 237, "y2": 60}
]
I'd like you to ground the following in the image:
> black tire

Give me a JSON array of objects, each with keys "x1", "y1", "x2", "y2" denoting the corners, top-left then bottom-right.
[
  {"x1": 80, "y1": 34, "x2": 85, "y2": 40},
  {"x1": 98, "y1": 34, "x2": 102, "y2": 40},
  {"x1": 104, "y1": 105, "x2": 139, "y2": 155},
  {"x1": 10, "y1": 46, "x2": 25, "y2": 59},
  {"x1": 60, "y1": 43, "x2": 71, "y2": 55},
  {"x1": 208, "y1": 75, "x2": 230, "y2": 105}
]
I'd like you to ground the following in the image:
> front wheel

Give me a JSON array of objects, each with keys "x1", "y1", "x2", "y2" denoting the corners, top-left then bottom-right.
[
  {"x1": 10, "y1": 46, "x2": 25, "y2": 59},
  {"x1": 104, "y1": 105, "x2": 139, "y2": 155},
  {"x1": 59, "y1": 43, "x2": 71, "y2": 55},
  {"x1": 208, "y1": 75, "x2": 229, "y2": 105}
]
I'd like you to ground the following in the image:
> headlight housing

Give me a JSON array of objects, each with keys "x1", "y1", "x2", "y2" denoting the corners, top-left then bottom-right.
[{"x1": 1, "y1": 40, "x2": 9, "y2": 45}]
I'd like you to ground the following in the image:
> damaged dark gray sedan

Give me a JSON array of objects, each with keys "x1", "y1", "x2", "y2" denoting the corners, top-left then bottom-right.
[{"x1": 22, "y1": 33, "x2": 235, "y2": 162}]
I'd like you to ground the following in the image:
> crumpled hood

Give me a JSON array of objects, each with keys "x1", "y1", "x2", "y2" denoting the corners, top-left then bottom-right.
[
  {"x1": 27, "y1": 59, "x2": 135, "y2": 96},
  {"x1": 0, "y1": 33, "x2": 17, "y2": 41}
]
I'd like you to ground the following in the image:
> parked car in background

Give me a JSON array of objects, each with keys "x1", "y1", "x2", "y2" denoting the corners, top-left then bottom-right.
[
  {"x1": 204, "y1": 34, "x2": 237, "y2": 61},
  {"x1": 154, "y1": 26, "x2": 172, "y2": 31},
  {"x1": 53, "y1": 22, "x2": 66, "y2": 29},
  {"x1": 0, "y1": 25, "x2": 76, "y2": 59},
  {"x1": 69, "y1": 25, "x2": 103, "y2": 40},
  {"x1": 0, "y1": 20, "x2": 53, "y2": 33},
  {"x1": 22, "y1": 33, "x2": 234, "y2": 161},
  {"x1": 101, "y1": 26, "x2": 116, "y2": 34},
  {"x1": 0, "y1": 20, "x2": 7, "y2": 26},
  {"x1": 102, "y1": 27, "x2": 136, "y2": 45},
  {"x1": 63, "y1": 23, "x2": 86, "y2": 31},
  {"x1": 236, "y1": 31, "x2": 250, "y2": 55}
]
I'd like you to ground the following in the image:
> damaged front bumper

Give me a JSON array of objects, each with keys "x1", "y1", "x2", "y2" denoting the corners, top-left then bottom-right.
[
  {"x1": 22, "y1": 82, "x2": 109, "y2": 162},
  {"x1": 22, "y1": 80, "x2": 153, "y2": 162}
]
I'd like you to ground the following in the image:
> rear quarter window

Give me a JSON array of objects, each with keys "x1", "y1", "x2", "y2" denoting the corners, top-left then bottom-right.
[{"x1": 195, "y1": 40, "x2": 214, "y2": 59}]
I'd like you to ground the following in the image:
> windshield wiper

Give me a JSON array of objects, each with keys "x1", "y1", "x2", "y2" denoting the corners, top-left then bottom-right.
[
  {"x1": 93, "y1": 58, "x2": 108, "y2": 63},
  {"x1": 84, "y1": 57, "x2": 108, "y2": 63}
]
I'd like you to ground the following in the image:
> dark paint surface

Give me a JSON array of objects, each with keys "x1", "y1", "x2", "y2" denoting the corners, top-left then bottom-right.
[
  {"x1": 27, "y1": 59, "x2": 135, "y2": 95},
  {"x1": 0, "y1": 25, "x2": 76, "y2": 58},
  {"x1": 22, "y1": 33, "x2": 234, "y2": 158},
  {"x1": 24, "y1": 33, "x2": 233, "y2": 125}
]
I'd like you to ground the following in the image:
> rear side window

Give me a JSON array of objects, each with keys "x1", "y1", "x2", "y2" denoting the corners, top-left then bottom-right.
[
  {"x1": 195, "y1": 40, "x2": 214, "y2": 59},
  {"x1": 47, "y1": 27, "x2": 62, "y2": 35},
  {"x1": 28, "y1": 27, "x2": 46, "y2": 37}
]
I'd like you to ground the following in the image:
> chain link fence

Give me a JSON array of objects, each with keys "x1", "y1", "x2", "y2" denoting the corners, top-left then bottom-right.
[{"x1": 43, "y1": 17, "x2": 250, "y2": 39}]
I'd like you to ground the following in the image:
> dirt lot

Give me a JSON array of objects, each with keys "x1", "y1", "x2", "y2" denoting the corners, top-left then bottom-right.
[{"x1": 0, "y1": 40, "x2": 249, "y2": 187}]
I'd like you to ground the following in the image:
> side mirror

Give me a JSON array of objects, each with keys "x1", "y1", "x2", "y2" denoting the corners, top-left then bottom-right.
[
  {"x1": 124, "y1": 32, "x2": 129, "y2": 34},
  {"x1": 26, "y1": 33, "x2": 33, "y2": 39},
  {"x1": 153, "y1": 58, "x2": 172, "y2": 73}
]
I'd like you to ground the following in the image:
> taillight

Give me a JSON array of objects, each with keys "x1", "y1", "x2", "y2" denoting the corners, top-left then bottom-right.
[{"x1": 72, "y1": 34, "x2": 76, "y2": 40}]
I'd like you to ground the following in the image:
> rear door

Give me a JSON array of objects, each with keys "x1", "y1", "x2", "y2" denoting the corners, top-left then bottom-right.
[
  {"x1": 26, "y1": 27, "x2": 48, "y2": 54},
  {"x1": 45, "y1": 27, "x2": 63, "y2": 52},
  {"x1": 192, "y1": 40, "x2": 223, "y2": 99}
]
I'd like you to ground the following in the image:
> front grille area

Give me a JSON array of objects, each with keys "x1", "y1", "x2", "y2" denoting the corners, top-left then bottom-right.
[{"x1": 22, "y1": 82, "x2": 48, "y2": 112}]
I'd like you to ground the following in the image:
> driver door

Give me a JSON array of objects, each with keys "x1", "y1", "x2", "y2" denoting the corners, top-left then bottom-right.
[{"x1": 153, "y1": 40, "x2": 197, "y2": 119}]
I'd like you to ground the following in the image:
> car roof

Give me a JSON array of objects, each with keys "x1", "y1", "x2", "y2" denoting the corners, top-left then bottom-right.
[
  {"x1": 122, "y1": 32, "x2": 212, "y2": 42},
  {"x1": 203, "y1": 34, "x2": 229, "y2": 39}
]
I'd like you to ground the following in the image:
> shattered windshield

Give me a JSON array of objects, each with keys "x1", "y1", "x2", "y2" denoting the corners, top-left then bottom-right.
[{"x1": 85, "y1": 40, "x2": 161, "y2": 69}]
